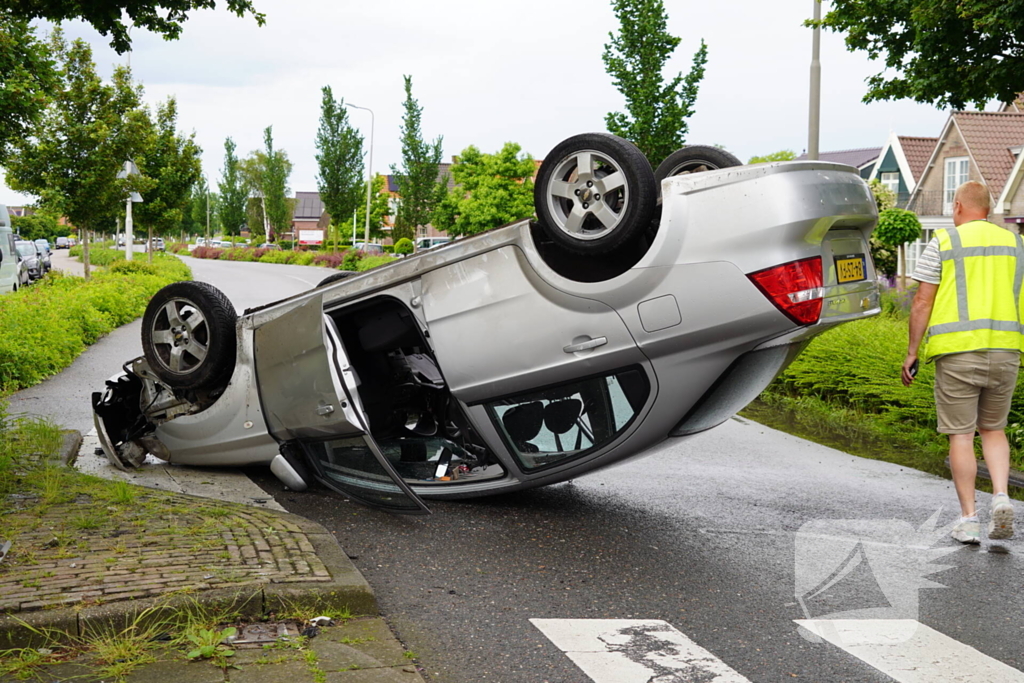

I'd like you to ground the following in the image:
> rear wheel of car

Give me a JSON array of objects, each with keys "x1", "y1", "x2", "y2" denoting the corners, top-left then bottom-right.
[
  {"x1": 534, "y1": 133, "x2": 657, "y2": 255},
  {"x1": 654, "y1": 145, "x2": 743, "y2": 190},
  {"x1": 141, "y1": 281, "x2": 237, "y2": 390},
  {"x1": 317, "y1": 270, "x2": 357, "y2": 288}
]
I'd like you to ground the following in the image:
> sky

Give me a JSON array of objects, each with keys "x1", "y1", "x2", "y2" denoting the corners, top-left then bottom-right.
[{"x1": 1, "y1": 0, "x2": 960, "y2": 207}]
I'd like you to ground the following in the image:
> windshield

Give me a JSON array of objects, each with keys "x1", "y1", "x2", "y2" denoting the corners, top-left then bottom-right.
[{"x1": 15, "y1": 243, "x2": 35, "y2": 257}]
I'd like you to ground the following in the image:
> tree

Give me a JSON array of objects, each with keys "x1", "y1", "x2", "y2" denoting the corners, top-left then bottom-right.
[
  {"x1": 7, "y1": 0, "x2": 265, "y2": 54},
  {"x1": 5, "y1": 30, "x2": 150, "y2": 279},
  {"x1": 748, "y1": 150, "x2": 796, "y2": 164},
  {"x1": 315, "y1": 86, "x2": 364, "y2": 233},
  {"x1": 133, "y1": 97, "x2": 203, "y2": 261},
  {"x1": 868, "y1": 179, "x2": 899, "y2": 278},
  {"x1": 874, "y1": 207, "x2": 922, "y2": 290},
  {"x1": 217, "y1": 137, "x2": 247, "y2": 236},
  {"x1": 239, "y1": 129, "x2": 293, "y2": 243},
  {"x1": 391, "y1": 75, "x2": 445, "y2": 244},
  {"x1": 11, "y1": 211, "x2": 59, "y2": 241},
  {"x1": 0, "y1": 9, "x2": 57, "y2": 164},
  {"x1": 433, "y1": 143, "x2": 535, "y2": 238},
  {"x1": 602, "y1": 0, "x2": 707, "y2": 164},
  {"x1": 818, "y1": 1, "x2": 1024, "y2": 110},
  {"x1": 342, "y1": 174, "x2": 389, "y2": 242}
]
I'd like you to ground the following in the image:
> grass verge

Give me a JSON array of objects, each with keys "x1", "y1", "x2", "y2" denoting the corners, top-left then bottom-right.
[{"x1": 0, "y1": 253, "x2": 191, "y2": 392}]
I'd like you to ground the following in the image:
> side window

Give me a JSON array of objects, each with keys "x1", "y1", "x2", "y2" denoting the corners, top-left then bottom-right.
[{"x1": 486, "y1": 367, "x2": 649, "y2": 471}]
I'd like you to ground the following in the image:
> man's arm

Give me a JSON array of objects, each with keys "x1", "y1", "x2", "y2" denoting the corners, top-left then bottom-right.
[{"x1": 903, "y1": 282, "x2": 938, "y2": 386}]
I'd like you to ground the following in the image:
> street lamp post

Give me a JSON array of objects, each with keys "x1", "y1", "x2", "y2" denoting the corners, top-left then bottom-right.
[
  {"x1": 345, "y1": 103, "x2": 374, "y2": 245},
  {"x1": 808, "y1": 0, "x2": 822, "y2": 161}
]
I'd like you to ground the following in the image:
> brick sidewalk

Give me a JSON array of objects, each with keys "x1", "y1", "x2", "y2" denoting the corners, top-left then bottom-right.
[{"x1": 0, "y1": 492, "x2": 331, "y2": 614}]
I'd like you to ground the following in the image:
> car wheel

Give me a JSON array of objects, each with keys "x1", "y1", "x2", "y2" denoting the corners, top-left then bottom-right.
[
  {"x1": 316, "y1": 270, "x2": 357, "y2": 288},
  {"x1": 534, "y1": 132, "x2": 657, "y2": 255},
  {"x1": 141, "y1": 281, "x2": 237, "y2": 390},
  {"x1": 654, "y1": 145, "x2": 743, "y2": 188}
]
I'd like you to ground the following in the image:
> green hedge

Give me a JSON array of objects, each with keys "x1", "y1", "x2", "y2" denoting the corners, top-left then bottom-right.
[
  {"x1": 0, "y1": 256, "x2": 192, "y2": 392},
  {"x1": 764, "y1": 286, "x2": 1024, "y2": 468},
  {"x1": 68, "y1": 243, "x2": 126, "y2": 267}
]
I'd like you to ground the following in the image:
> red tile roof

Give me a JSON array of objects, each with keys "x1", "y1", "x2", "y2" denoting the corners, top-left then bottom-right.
[
  {"x1": 897, "y1": 136, "x2": 938, "y2": 184},
  {"x1": 952, "y1": 112, "x2": 1024, "y2": 199}
]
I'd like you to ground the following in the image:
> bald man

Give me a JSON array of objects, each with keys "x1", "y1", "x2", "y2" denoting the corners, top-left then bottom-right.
[{"x1": 903, "y1": 180, "x2": 1021, "y2": 544}]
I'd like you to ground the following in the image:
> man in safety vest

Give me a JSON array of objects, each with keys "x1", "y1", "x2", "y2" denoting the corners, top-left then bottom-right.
[{"x1": 903, "y1": 180, "x2": 1020, "y2": 544}]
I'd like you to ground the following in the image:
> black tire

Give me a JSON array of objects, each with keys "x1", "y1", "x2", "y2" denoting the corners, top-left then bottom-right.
[
  {"x1": 141, "y1": 281, "x2": 237, "y2": 390},
  {"x1": 316, "y1": 270, "x2": 357, "y2": 288},
  {"x1": 654, "y1": 145, "x2": 743, "y2": 187},
  {"x1": 534, "y1": 132, "x2": 657, "y2": 255}
]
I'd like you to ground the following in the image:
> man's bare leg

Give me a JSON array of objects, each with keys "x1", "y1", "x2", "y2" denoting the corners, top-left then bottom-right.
[
  {"x1": 978, "y1": 428, "x2": 1010, "y2": 495},
  {"x1": 949, "y1": 433, "x2": 978, "y2": 516}
]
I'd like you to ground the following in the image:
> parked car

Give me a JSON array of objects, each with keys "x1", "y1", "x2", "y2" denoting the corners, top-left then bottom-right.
[
  {"x1": 92, "y1": 132, "x2": 881, "y2": 514},
  {"x1": 258, "y1": 243, "x2": 282, "y2": 250},
  {"x1": 14, "y1": 240, "x2": 42, "y2": 280},
  {"x1": 146, "y1": 237, "x2": 165, "y2": 252},
  {"x1": 55, "y1": 237, "x2": 70, "y2": 249},
  {"x1": 0, "y1": 207, "x2": 26, "y2": 293},
  {"x1": 353, "y1": 242, "x2": 385, "y2": 255},
  {"x1": 416, "y1": 237, "x2": 450, "y2": 251},
  {"x1": 34, "y1": 239, "x2": 52, "y2": 272}
]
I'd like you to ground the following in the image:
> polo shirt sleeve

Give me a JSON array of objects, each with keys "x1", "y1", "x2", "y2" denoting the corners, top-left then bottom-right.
[{"x1": 911, "y1": 236, "x2": 941, "y2": 285}]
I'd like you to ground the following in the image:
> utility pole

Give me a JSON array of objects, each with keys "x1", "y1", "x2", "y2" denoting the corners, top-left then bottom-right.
[
  {"x1": 205, "y1": 178, "x2": 210, "y2": 243},
  {"x1": 808, "y1": 0, "x2": 821, "y2": 161}
]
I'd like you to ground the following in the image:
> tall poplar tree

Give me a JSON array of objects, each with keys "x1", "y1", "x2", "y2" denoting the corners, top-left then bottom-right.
[
  {"x1": 217, "y1": 137, "x2": 247, "y2": 236},
  {"x1": 315, "y1": 86, "x2": 364, "y2": 243},
  {"x1": 391, "y1": 75, "x2": 445, "y2": 244},
  {"x1": 602, "y1": 0, "x2": 707, "y2": 163},
  {"x1": 133, "y1": 97, "x2": 202, "y2": 261}
]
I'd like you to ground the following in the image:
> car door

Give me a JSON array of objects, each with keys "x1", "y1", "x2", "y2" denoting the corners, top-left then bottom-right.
[{"x1": 253, "y1": 293, "x2": 428, "y2": 513}]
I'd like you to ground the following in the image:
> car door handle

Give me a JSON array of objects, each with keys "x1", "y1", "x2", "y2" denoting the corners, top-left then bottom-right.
[{"x1": 563, "y1": 337, "x2": 608, "y2": 354}]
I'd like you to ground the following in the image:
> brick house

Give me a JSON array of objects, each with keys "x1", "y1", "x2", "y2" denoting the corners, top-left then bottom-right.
[
  {"x1": 900, "y1": 111, "x2": 1024, "y2": 274},
  {"x1": 290, "y1": 191, "x2": 326, "y2": 244},
  {"x1": 867, "y1": 133, "x2": 939, "y2": 205}
]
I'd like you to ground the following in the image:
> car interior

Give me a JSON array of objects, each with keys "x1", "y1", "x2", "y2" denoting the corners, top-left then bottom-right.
[{"x1": 325, "y1": 295, "x2": 504, "y2": 485}]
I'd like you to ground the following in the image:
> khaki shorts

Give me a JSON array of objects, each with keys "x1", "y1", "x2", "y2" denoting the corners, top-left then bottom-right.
[{"x1": 934, "y1": 351, "x2": 1021, "y2": 434}]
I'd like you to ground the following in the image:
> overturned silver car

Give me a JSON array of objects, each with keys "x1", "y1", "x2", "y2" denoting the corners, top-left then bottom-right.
[{"x1": 93, "y1": 133, "x2": 880, "y2": 513}]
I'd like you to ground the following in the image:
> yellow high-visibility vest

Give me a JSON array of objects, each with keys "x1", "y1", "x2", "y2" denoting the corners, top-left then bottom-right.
[{"x1": 925, "y1": 220, "x2": 1024, "y2": 360}]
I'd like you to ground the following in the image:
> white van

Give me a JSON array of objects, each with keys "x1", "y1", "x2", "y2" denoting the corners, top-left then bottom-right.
[{"x1": 0, "y1": 205, "x2": 22, "y2": 294}]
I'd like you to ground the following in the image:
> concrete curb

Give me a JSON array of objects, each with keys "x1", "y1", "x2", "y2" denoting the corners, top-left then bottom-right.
[{"x1": 59, "y1": 429, "x2": 83, "y2": 467}]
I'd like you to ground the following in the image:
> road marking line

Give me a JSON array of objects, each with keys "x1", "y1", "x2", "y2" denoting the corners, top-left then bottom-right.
[
  {"x1": 530, "y1": 618, "x2": 751, "y2": 682},
  {"x1": 796, "y1": 619, "x2": 1024, "y2": 682}
]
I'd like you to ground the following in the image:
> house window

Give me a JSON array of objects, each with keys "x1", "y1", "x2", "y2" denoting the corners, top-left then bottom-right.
[
  {"x1": 880, "y1": 172, "x2": 900, "y2": 195},
  {"x1": 944, "y1": 157, "x2": 969, "y2": 215}
]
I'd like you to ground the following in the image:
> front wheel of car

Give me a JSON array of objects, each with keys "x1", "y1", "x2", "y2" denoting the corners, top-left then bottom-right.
[
  {"x1": 534, "y1": 132, "x2": 657, "y2": 255},
  {"x1": 141, "y1": 281, "x2": 237, "y2": 390}
]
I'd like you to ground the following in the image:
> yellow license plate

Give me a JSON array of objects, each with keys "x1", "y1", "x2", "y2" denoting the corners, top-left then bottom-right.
[{"x1": 836, "y1": 255, "x2": 866, "y2": 283}]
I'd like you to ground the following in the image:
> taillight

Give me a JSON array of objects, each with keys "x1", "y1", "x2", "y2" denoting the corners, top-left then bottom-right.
[{"x1": 748, "y1": 257, "x2": 823, "y2": 325}]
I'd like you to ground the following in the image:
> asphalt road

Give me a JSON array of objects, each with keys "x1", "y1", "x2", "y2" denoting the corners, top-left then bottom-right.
[{"x1": 11, "y1": 253, "x2": 1024, "y2": 682}]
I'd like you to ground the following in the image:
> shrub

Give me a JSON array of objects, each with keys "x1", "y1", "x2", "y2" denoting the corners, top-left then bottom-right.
[
  {"x1": 394, "y1": 238, "x2": 414, "y2": 255},
  {"x1": 342, "y1": 250, "x2": 363, "y2": 271},
  {"x1": 357, "y1": 255, "x2": 398, "y2": 271},
  {"x1": 0, "y1": 258, "x2": 192, "y2": 391},
  {"x1": 168, "y1": 242, "x2": 190, "y2": 254},
  {"x1": 313, "y1": 252, "x2": 345, "y2": 269},
  {"x1": 293, "y1": 252, "x2": 315, "y2": 266}
]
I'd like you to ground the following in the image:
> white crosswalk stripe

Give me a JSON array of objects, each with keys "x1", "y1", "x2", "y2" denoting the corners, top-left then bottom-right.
[
  {"x1": 796, "y1": 619, "x2": 1024, "y2": 682},
  {"x1": 530, "y1": 618, "x2": 751, "y2": 683}
]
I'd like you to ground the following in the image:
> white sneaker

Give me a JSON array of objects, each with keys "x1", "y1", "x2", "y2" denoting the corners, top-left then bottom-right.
[
  {"x1": 951, "y1": 517, "x2": 981, "y2": 544},
  {"x1": 989, "y1": 494, "x2": 1015, "y2": 540}
]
